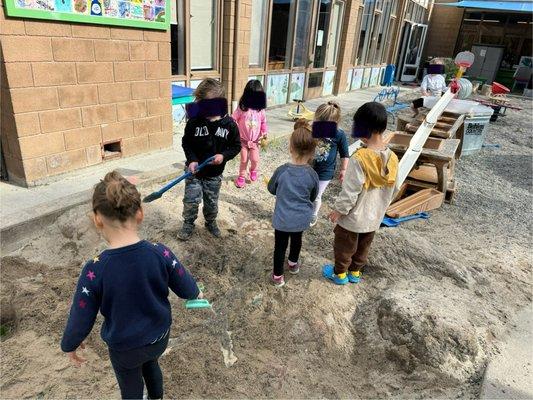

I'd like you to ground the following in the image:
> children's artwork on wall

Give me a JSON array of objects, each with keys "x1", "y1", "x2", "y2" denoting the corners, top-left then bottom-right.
[
  {"x1": 290, "y1": 73, "x2": 305, "y2": 101},
  {"x1": 351, "y1": 68, "x2": 363, "y2": 90},
  {"x1": 266, "y1": 74, "x2": 289, "y2": 106},
  {"x1": 346, "y1": 69, "x2": 354, "y2": 91},
  {"x1": 322, "y1": 70, "x2": 335, "y2": 96},
  {"x1": 370, "y1": 67, "x2": 380, "y2": 87},
  {"x1": 5, "y1": 0, "x2": 168, "y2": 29},
  {"x1": 362, "y1": 68, "x2": 371, "y2": 88}
]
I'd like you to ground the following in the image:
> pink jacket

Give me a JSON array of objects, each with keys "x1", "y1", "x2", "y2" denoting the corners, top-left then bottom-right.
[{"x1": 232, "y1": 107, "x2": 267, "y2": 149}]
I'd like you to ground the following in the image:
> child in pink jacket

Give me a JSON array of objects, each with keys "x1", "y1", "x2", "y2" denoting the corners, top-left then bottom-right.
[{"x1": 232, "y1": 80, "x2": 268, "y2": 188}]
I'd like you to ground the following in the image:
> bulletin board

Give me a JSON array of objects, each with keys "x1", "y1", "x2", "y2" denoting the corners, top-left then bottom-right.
[{"x1": 3, "y1": 0, "x2": 169, "y2": 30}]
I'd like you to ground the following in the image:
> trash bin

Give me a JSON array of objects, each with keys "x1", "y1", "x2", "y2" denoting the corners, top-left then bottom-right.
[
  {"x1": 462, "y1": 105, "x2": 494, "y2": 155},
  {"x1": 382, "y1": 64, "x2": 396, "y2": 86}
]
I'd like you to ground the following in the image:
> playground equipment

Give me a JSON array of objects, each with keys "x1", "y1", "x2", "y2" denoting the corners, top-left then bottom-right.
[
  {"x1": 373, "y1": 85, "x2": 408, "y2": 123},
  {"x1": 287, "y1": 99, "x2": 315, "y2": 121}
]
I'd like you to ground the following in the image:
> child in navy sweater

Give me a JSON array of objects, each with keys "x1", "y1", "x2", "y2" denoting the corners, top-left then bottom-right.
[{"x1": 61, "y1": 171, "x2": 201, "y2": 400}]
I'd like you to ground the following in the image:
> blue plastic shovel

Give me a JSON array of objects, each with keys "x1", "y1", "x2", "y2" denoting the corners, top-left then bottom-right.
[
  {"x1": 381, "y1": 212, "x2": 430, "y2": 227},
  {"x1": 142, "y1": 156, "x2": 216, "y2": 203}
]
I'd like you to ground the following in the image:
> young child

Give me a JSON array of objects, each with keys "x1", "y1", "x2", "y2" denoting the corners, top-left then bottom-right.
[
  {"x1": 180, "y1": 78, "x2": 241, "y2": 240},
  {"x1": 412, "y1": 58, "x2": 447, "y2": 114},
  {"x1": 267, "y1": 121, "x2": 319, "y2": 287},
  {"x1": 322, "y1": 102, "x2": 398, "y2": 285},
  {"x1": 232, "y1": 79, "x2": 268, "y2": 188},
  {"x1": 61, "y1": 171, "x2": 201, "y2": 399},
  {"x1": 310, "y1": 101, "x2": 349, "y2": 226}
]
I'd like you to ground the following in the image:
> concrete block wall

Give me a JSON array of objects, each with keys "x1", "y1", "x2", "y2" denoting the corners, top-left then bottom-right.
[{"x1": 0, "y1": 2, "x2": 173, "y2": 186}]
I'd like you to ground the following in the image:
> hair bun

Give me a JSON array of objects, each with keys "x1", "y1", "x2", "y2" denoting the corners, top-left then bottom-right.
[
  {"x1": 293, "y1": 118, "x2": 311, "y2": 131},
  {"x1": 93, "y1": 171, "x2": 141, "y2": 222}
]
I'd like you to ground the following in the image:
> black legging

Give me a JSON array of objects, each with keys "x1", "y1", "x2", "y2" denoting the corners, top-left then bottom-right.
[
  {"x1": 273, "y1": 230, "x2": 303, "y2": 276},
  {"x1": 108, "y1": 334, "x2": 169, "y2": 399}
]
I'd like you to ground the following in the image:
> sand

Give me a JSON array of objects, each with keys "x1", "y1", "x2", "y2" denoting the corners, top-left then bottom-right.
[{"x1": 1, "y1": 97, "x2": 532, "y2": 399}]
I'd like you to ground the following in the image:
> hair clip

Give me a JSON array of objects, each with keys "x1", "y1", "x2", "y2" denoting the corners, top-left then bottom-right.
[
  {"x1": 242, "y1": 91, "x2": 267, "y2": 110},
  {"x1": 312, "y1": 121, "x2": 337, "y2": 139},
  {"x1": 427, "y1": 64, "x2": 445, "y2": 74}
]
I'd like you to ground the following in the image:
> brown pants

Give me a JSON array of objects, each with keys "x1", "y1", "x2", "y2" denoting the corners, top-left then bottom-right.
[{"x1": 333, "y1": 225, "x2": 375, "y2": 275}]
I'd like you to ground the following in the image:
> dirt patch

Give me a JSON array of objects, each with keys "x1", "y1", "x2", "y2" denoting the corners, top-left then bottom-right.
[{"x1": 1, "y1": 97, "x2": 532, "y2": 399}]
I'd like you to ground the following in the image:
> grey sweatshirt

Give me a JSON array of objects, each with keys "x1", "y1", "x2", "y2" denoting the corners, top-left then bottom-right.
[
  {"x1": 268, "y1": 163, "x2": 319, "y2": 232},
  {"x1": 334, "y1": 148, "x2": 397, "y2": 233}
]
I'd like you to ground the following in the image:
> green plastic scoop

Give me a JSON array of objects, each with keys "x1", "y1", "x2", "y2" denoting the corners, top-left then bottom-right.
[{"x1": 184, "y1": 282, "x2": 211, "y2": 309}]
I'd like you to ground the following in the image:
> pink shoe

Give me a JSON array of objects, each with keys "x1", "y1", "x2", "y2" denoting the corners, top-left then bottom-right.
[
  {"x1": 235, "y1": 176, "x2": 246, "y2": 188},
  {"x1": 249, "y1": 170, "x2": 258, "y2": 182},
  {"x1": 288, "y1": 261, "x2": 300, "y2": 275},
  {"x1": 272, "y1": 273, "x2": 285, "y2": 287}
]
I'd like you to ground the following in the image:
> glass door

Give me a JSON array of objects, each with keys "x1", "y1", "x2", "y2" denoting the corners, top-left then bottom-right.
[{"x1": 400, "y1": 23, "x2": 427, "y2": 82}]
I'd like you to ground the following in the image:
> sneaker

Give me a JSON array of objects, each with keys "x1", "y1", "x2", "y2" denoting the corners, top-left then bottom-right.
[
  {"x1": 288, "y1": 261, "x2": 300, "y2": 275},
  {"x1": 348, "y1": 270, "x2": 361, "y2": 283},
  {"x1": 235, "y1": 176, "x2": 246, "y2": 188},
  {"x1": 177, "y1": 223, "x2": 194, "y2": 241},
  {"x1": 322, "y1": 264, "x2": 349, "y2": 285},
  {"x1": 309, "y1": 215, "x2": 318, "y2": 227},
  {"x1": 249, "y1": 170, "x2": 258, "y2": 182},
  {"x1": 272, "y1": 273, "x2": 285, "y2": 287},
  {"x1": 205, "y1": 221, "x2": 221, "y2": 238}
]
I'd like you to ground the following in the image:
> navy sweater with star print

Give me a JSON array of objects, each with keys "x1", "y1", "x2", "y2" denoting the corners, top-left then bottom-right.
[{"x1": 61, "y1": 240, "x2": 199, "y2": 352}]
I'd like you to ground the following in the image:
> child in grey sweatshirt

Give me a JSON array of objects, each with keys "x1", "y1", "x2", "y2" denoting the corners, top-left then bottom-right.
[{"x1": 268, "y1": 121, "x2": 319, "y2": 287}]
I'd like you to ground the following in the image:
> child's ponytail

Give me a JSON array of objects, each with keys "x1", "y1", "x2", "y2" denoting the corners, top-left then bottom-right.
[
  {"x1": 93, "y1": 171, "x2": 141, "y2": 222},
  {"x1": 293, "y1": 118, "x2": 311, "y2": 131}
]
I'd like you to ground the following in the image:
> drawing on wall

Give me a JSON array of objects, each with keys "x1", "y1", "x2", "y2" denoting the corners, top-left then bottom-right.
[
  {"x1": 322, "y1": 71, "x2": 335, "y2": 96},
  {"x1": 362, "y1": 68, "x2": 371, "y2": 88},
  {"x1": 267, "y1": 74, "x2": 289, "y2": 106},
  {"x1": 370, "y1": 67, "x2": 380, "y2": 87},
  {"x1": 290, "y1": 73, "x2": 305, "y2": 101},
  {"x1": 5, "y1": 0, "x2": 168, "y2": 29},
  {"x1": 346, "y1": 69, "x2": 353, "y2": 92},
  {"x1": 351, "y1": 68, "x2": 363, "y2": 90}
]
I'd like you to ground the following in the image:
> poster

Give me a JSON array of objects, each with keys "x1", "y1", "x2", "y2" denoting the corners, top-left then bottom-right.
[
  {"x1": 362, "y1": 68, "x2": 371, "y2": 88},
  {"x1": 346, "y1": 69, "x2": 354, "y2": 92},
  {"x1": 266, "y1": 74, "x2": 289, "y2": 106},
  {"x1": 351, "y1": 68, "x2": 363, "y2": 90},
  {"x1": 5, "y1": 0, "x2": 168, "y2": 30},
  {"x1": 289, "y1": 73, "x2": 305, "y2": 102},
  {"x1": 323, "y1": 70, "x2": 335, "y2": 96},
  {"x1": 370, "y1": 67, "x2": 380, "y2": 87}
]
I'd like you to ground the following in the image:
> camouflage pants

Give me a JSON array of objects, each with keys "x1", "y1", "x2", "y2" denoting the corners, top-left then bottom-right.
[{"x1": 182, "y1": 174, "x2": 222, "y2": 225}]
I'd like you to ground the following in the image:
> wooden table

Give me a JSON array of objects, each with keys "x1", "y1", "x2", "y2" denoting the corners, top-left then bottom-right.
[{"x1": 389, "y1": 138, "x2": 461, "y2": 194}]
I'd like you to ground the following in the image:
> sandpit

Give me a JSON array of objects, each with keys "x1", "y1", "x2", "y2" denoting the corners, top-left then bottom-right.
[{"x1": 1, "y1": 97, "x2": 532, "y2": 399}]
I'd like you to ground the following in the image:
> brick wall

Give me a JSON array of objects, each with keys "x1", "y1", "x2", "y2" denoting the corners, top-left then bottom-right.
[
  {"x1": 0, "y1": 3, "x2": 172, "y2": 186},
  {"x1": 423, "y1": 1, "x2": 464, "y2": 59}
]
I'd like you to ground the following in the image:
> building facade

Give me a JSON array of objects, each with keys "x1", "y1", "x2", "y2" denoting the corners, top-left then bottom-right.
[{"x1": 1, "y1": 0, "x2": 433, "y2": 186}]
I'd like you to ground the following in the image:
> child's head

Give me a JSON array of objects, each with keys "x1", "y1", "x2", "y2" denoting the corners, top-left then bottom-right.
[
  {"x1": 194, "y1": 78, "x2": 225, "y2": 101},
  {"x1": 92, "y1": 171, "x2": 142, "y2": 231},
  {"x1": 239, "y1": 79, "x2": 265, "y2": 111},
  {"x1": 430, "y1": 58, "x2": 444, "y2": 65},
  {"x1": 352, "y1": 102, "x2": 387, "y2": 142},
  {"x1": 290, "y1": 119, "x2": 316, "y2": 161},
  {"x1": 428, "y1": 58, "x2": 445, "y2": 75},
  {"x1": 315, "y1": 101, "x2": 341, "y2": 123}
]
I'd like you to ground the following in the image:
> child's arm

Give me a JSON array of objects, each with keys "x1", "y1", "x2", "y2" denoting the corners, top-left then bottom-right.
[
  {"x1": 182, "y1": 121, "x2": 199, "y2": 165},
  {"x1": 267, "y1": 165, "x2": 284, "y2": 195},
  {"x1": 163, "y1": 247, "x2": 200, "y2": 300},
  {"x1": 333, "y1": 157, "x2": 364, "y2": 215},
  {"x1": 420, "y1": 75, "x2": 429, "y2": 96},
  {"x1": 61, "y1": 261, "x2": 102, "y2": 355},
  {"x1": 260, "y1": 110, "x2": 268, "y2": 137},
  {"x1": 337, "y1": 132, "x2": 350, "y2": 182},
  {"x1": 310, "y1": 173, "x2": 319, "y2": 202},
  {"x1": 220, "y1": 121, "x2": 242, "y2": 162}
]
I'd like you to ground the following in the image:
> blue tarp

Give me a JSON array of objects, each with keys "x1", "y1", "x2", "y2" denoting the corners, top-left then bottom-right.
[
  {"x1": 438, "y1": 1, "x2": 533, "y2": 12},
  {"x1": 171, "y1": 85, "x2": 194, "y2": 99}
]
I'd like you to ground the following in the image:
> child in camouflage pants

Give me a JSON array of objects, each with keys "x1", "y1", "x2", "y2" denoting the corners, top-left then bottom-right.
[{"x1": 179, "y1": 79, "x2": 241, "y2": 240}]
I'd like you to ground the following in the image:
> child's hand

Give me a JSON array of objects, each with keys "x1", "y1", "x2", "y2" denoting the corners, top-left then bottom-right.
[
  {"x1": 339, "y1": 169, "x2": 346, "y2": 182},
  {"x1": 211, "y1": 154, "x2": 224, "y2": 165},
  {"x1": 329, "y1": 211, "x2": 342, "y2": 223},
  {"x1": 188, "y1": 162, "x2": 199, "y2": 174},
  {"x1": 197, "y1": 291, "x2": 204, "y2": 299},
  {"x1": 67, "y1": 342, "x2": 87, "y2": 367}
]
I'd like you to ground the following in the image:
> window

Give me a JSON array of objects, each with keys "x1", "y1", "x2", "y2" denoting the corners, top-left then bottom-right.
[
  {"x1": 249, "y1": 0, "x2": 268, "y2": 67},
  {"x1": 356, "y1": 0, "x2": 375, "y2": 65},
  {"x1": 373, "y1": 0, "x2": 392, "y2": 64},
  {"x1": 170, "y1": 0, "x2": 185, "y2": 76},
  {"x1": 313, "y1": 0, "x2": 333, "y2": 68},
  {"x1": 268, "y1": 0, "x2": 296, "y2": 70},
  {"x1": 293, "y1": 0, "x2": 313, "y2": 68},
  {"x1": 352, "y1": 6, "x2": 364, "y2": 64},
  {"x1": 325, "y1": 1, "x2": 344, "y2": 66},
  {"x1": 190, "y1": 0, "x2": 218, "y2": 70}
]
